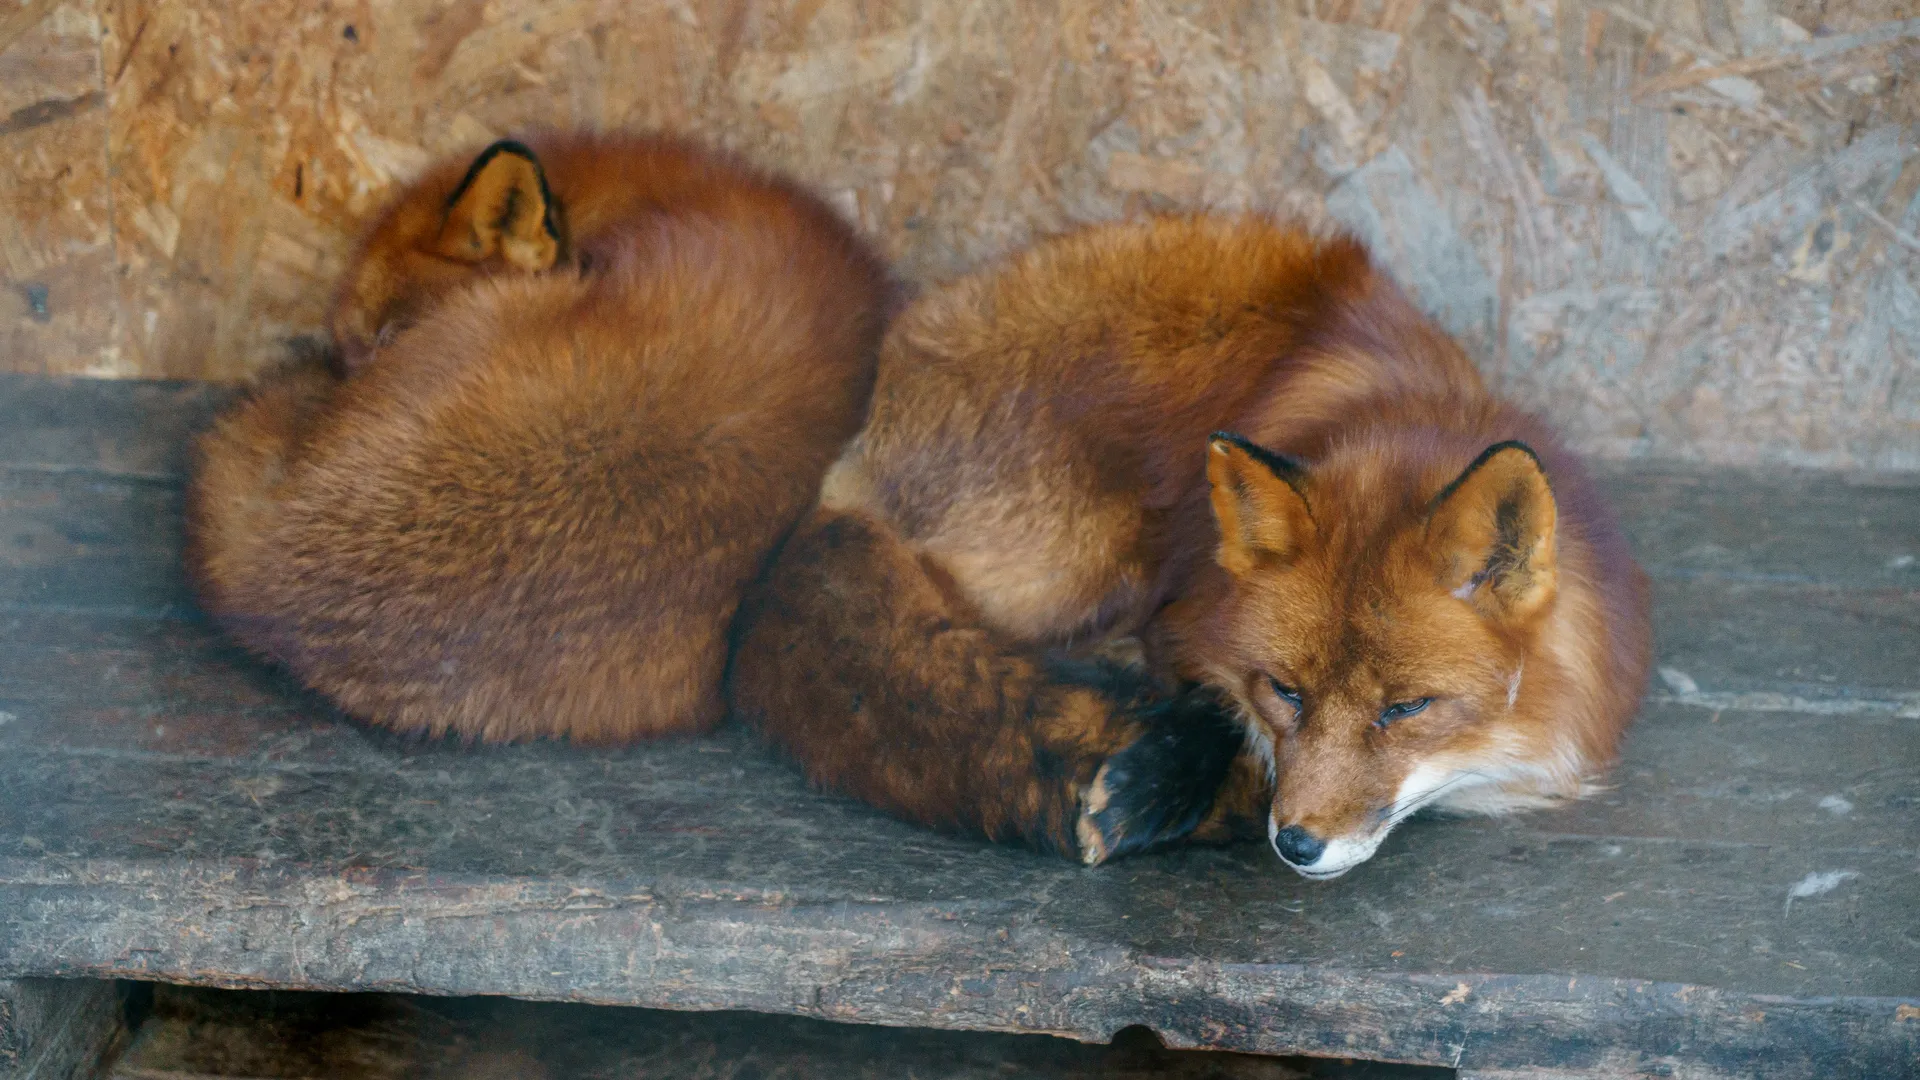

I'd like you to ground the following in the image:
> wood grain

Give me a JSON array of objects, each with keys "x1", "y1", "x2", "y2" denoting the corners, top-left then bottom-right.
[{"x1": 0, "y1": 373, "x2": 1914, "y2": 1079}]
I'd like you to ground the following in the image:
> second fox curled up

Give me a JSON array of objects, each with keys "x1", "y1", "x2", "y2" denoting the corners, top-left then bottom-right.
[{"x1": 187, "y1": 133, "x2": 1653, "y2": 881}]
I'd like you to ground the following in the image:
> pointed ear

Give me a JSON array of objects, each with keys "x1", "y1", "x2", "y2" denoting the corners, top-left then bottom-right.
[
  {"x1": 1427, "y1": 442, "x2": 1558, "y2": 621},
  {"x1": 1206, "y1": 432, "x2": 1315, "y2": 576},
  {"x1": 434, "y1": 140, "x2": 564, "y2": 271}
]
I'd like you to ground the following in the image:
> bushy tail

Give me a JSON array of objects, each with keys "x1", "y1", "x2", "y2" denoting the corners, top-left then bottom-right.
[
  {"x1": 185, "y1": 348, "x2": 796, "y2": 744},
  {"x1": 728, "y1": 507, "x2": 1243, "y2": 862},
  {"x1": 184, "y1": 357, "x2": 340, "y2": 621}
]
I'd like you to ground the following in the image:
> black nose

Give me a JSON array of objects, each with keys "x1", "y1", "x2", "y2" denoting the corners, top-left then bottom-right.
[{"x1": 1273, "y1": 825, "x2": 1326, "y2": 866}]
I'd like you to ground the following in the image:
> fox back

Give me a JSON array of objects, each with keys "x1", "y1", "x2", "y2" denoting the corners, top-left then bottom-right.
[{"x1": 187, "y1": 135, "x2": 890, "y2": 741}]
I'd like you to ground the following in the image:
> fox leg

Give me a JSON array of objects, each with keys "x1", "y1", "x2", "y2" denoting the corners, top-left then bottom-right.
[{"x1": 729, "y1": 507, "x2": 1244, "y2": 863}]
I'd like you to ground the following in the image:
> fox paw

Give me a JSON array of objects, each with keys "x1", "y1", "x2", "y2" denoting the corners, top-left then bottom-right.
[{"x1": 1076, "y1": 691, "x2": 1244, "y2": 866}]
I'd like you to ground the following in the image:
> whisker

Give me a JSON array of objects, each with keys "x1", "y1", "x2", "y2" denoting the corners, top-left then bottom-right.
[
  {"x1": 1408, "y1": 769, "x2": 1499, "y2": 809},
  {"x1": 1404, "y1": 770, "x2": 1498, "y2": 812},
  {"x1": 1378, "y1": 769, "x2": 1500, "y2": 826}
]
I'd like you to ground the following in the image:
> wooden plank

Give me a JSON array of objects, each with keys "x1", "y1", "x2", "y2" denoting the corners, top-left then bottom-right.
[
  {"x1": 0, "y1": 978, "x2": 126, "y2": 1080},
  {"x1": 1651, "y1": 578, "x2": 1920, "y2": 700},
  {"x1": 1559, "y1": 703, "x2": 1920, "y2": 853},
  {"x1": 2, "y1": 846, "x2": 1912, "y2": 1077},
  {"x1": 0, "y1": 375, "x2": 1914, "y2": 1076},
  {"x1": 0, "y1": 612, "x2": 301, "y2": 717},
  {"x1": 2, "y1": 697, "x2": 1915, "y2": 992},
  {"x1": 0, "y1": 376, "x2": 228, "y2": 481},
  {"x1": 1556, "y1": 704, "x2": 1918, "y2": 855},
  {"x1": 1594, "y1": 463, "x2": 1920, "y2": 590},
  {"x1": 0, "y1": 600, "x2": 1913, "y2": 860},
  {"x1": 1, "y1": 610, "x2": 1911, "y2": 860},
  {"x1": 0, "y1": 611, "x2": 378, "y2": 769},
  {"x1": 0, "y1": 373, "x2": 1909, "y2": 582},
  {"x1": 4, "y1": 465, "x2": 1917, "y2": 711},
  {"x1": 0, "y1": 470, "x2": 193, "y2": 617},
  {"x1": 4, "y1": 628, "x2": 1918, "y2": 1067},
  {"x1": 108, "y1": 984, "x2": 1422, "y2": 1080}
]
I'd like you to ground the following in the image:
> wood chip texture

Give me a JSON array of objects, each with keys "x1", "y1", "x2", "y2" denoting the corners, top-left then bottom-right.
[{"x1": 0, "y1": 0, "x2": 1917, "y2": 466}]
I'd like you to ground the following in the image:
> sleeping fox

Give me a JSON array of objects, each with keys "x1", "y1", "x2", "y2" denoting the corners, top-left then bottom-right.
[
  {"x1": 186, "y1": 135, "x2": 890, "y2": 741},
  {"x1": 730, "y1": 214, "x2": 1653, "y2": 876}
]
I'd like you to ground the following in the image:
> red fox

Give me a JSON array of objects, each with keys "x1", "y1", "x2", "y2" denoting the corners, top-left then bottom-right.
[
  {"x1": 730, "y1": 214, "x2": 1653, "y2": 875},
  {"x1": 186, "y1": 135, "x2": 891, "y2": 742}
]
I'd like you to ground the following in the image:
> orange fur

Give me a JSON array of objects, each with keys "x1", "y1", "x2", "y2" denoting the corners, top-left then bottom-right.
[
  {"x1": 733, "y1": 215, "x2": 1651, "y2": 870},
  {"x1": 186, "y1": 134, "x2": 890, "y2": 742}
]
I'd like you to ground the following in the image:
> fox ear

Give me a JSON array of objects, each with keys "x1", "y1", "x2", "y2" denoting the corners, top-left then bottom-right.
[
  {"x1": 435, "y1": 140, "x2": 564, "y2": 271},
  {"x1": 1206, "y1": 432, "x2": 1315, "y2": 576},
  {"x1": 1427, "y1": 442, "x2": 1558, "y2": 621}
]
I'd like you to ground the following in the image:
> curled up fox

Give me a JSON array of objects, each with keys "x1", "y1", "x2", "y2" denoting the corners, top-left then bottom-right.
[{"x1": 188, "y1": 135, "x2": 1652, "y2": 879}]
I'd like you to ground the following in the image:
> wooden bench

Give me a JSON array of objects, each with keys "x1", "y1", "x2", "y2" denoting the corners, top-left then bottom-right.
[{"x1": 1, "y1": 373, "x2": 1915, "y2": 1079}]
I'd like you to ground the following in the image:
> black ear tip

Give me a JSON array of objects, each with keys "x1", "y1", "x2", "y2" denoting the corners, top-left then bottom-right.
[
  {"x1": 1482, "y1": 440, "x2": 1542, "y2": 467},
  {"x1": 477, "y1": 139, "x2": 541, "y2": 165},
  {"x1": 1431, "y1": 440, "x2": 1553, "y2": 512},
  {"x1": 1483, "y1": 441, "x2": 1553, "y2": 494},
  {"x1": 1458, "y1": 440, "x2": 1547, "y2": 483},
  {"x1": 1207, "y1": 431, "x2": 1306, "y2": 479},
  {"x1": 446, "y1": 139, "x2": 549, "y2": 211}
]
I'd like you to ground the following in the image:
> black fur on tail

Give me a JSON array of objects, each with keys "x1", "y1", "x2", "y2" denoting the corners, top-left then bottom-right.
[{"x1": 728, "y1": 507, "x2": 1239, "y2": 862}]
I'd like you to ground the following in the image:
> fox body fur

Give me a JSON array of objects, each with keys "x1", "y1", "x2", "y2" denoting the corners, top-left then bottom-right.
[
  {"x1": 730, "y1": 214, "x2": 1653, "y2": 875},
  {"x1": 186, "y1": 135, "x2": 890, "y2": 742},
  {"x1": 192, "y1": 150, "x2": 1647, "y2": 876}
]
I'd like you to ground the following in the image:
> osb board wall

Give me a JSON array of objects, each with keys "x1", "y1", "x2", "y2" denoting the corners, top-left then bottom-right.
[{"x1": 0, "y1": 0, "x2": 1916, "y2": 468}]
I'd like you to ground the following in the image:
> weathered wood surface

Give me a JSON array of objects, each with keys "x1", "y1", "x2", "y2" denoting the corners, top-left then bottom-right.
[
  {"x1": 108, "y1": 984, "x2": 1439, "y2": 1079},
  {"x1": 0, "y1": 376, "x2": 1916, "y2": 1079},
  {"x1": 1, "y1": 3, "x2": 1918, "y2": 468},
  {"x1": 0, "y1": 979, "x2": 127, "y2": 1080}
]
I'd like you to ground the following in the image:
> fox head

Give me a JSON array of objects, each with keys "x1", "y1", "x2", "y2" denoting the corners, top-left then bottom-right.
[
  {"x1": 330, "y1": 140, "x2": 566, "y2": 371},
  {"x1": 1199, "y1": 431, "x2": 1596, "y2": 879}
]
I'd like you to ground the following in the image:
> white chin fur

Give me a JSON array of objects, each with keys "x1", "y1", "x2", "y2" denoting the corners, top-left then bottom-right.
[
  {"x1": 1270, "y1": 745, "x2": 1599, "y2": 878},
  {"x1": 1291, "y1": 832, "x2": 1387, "y2": 879},
  {"x1": 1270, "y1": 816, "x2": 1387, "y2": 880},
  {"x1": 1272, "y1": 761, "x2": 1527, "y2": 879}
]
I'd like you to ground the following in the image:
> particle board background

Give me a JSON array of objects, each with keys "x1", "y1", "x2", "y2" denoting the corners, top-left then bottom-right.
[{"x1": 0, "y1": 0, "x2": 1916, "y2": 468}]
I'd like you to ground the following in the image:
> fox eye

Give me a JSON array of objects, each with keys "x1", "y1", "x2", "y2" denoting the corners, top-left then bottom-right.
[
  {"x1": 1266, "y1": 677, "x2": 1304, "y2": 710},
  {"x1": 1377, "y1": 697, "x2": 1432, "y2": 728}
]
